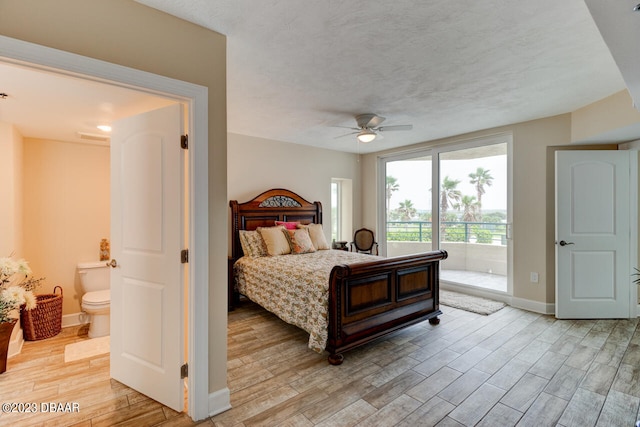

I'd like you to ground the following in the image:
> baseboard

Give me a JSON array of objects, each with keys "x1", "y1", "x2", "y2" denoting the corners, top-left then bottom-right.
[
  {"x1": 510, "y1": 297, "x2": 555, "y2": 315},
  {"x1": 62, "y1": 312, "x2": 90, "y2": 328},
  {"x1": 440, "y1": 282, "x2": 511, "y2": 305},
  {"x1": 440, "y1": 282, "x2": 555, "y2": 315},
  {"x1": 208, "y1": 387, "x2": 231, "y2": 417}
]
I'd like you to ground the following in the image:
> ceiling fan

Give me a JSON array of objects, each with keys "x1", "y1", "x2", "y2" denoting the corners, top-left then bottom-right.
[{"x1": 336, "y1": 113, "x2": 413, "y2": 143}]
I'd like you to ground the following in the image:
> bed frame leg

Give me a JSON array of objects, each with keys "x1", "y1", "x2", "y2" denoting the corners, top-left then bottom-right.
[
  {"x1": 328, "y1": 353, "x2": 344, "y2": 365},
  {"x1": 429, "y1": 316, "x2": 440, "y2": 325}
]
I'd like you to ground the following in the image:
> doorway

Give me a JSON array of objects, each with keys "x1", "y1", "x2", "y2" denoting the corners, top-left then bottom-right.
[{"x1": 0, "y1": 35, "x2": 210, "y2": 419}]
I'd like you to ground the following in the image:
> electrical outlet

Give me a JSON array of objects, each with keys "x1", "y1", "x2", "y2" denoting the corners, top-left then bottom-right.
[{"x1": 530, "y1": 272, "x2": 539, "y2": 283}]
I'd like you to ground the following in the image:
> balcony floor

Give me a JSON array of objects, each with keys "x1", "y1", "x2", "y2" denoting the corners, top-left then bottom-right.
[{"x1": 441, "y1": 269, "x2": 507, "y2": 293}]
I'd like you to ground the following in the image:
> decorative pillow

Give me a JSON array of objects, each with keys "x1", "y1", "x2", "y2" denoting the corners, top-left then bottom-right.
[
  {"x1": 275, "y1": 221, "x2": 300, "y2": 230},
  {"x1": 297, "y1": 223, "x2": 330, "y2": 250},
  {"x1": 284, "y1": 228, "x2": 316, "y2": 254},
  {"x1": 257, "y1": 226, "x2": 291, "y2": 255},
  {"x1": 238, "y1": 230, "x2": 267, "y2": 257}
]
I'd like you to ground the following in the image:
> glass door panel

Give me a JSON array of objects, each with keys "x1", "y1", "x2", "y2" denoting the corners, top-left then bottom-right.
[
  {"x1": 385, "y1": 155, "x2": 432, "y2": 257},
  {"x1": 438, "y1": 143, "x2": 508, "y2": 292}
]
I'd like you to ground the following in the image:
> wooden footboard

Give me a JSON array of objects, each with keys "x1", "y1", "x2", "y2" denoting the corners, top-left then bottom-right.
[{"x1": 326, "y1": 250, "x2": 447, "y2": 365}]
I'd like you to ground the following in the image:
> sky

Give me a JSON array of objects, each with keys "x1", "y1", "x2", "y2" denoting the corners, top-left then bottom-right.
[{"x1": 387, "y1": 155, "x2": 507, "y2": 212}]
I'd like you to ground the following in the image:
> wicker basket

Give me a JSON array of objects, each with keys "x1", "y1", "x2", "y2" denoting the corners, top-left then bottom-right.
[{"x1": 21, "y1": 286, "x2": 63, "y2": 341}]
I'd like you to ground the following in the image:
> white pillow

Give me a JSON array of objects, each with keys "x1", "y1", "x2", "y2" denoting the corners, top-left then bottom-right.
[
  {"x1": 297, "y1": 223, "x2": 330, "y2": 250},
  {"x1": 257, "y1": 226, "x2": 291, "y2": 255}
]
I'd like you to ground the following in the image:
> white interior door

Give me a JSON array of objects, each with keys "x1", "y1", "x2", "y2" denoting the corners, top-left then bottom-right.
[
  {"x1": 110, "y1": 103, "x2": 185, "y2": 411},
  {"x1": 555, "y1": 150, "x2": 630, "y2": 319}
]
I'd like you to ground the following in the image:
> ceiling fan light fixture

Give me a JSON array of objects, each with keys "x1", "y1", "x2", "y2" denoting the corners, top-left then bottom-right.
[{"x1": 357, "y1": 129, "x2": 376, "y2": 143}]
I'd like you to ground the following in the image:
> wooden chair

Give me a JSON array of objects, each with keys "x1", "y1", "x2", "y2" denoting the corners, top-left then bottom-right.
[{"x1": 350, "y1": 228, "x2": 379, "y2": 255}]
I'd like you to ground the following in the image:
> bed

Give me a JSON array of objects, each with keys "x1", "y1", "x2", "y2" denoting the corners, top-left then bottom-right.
[{"x1": 229, "y1": 188, "x2": 448, "y2": 365}]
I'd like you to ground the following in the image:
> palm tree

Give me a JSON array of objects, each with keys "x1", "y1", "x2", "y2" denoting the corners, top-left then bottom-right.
[
  {"x1": 460, "y1": 195, "x2": 480, "y2": 222},
  {"x1": 397, "y1": 199, "x2": 417, "y2": 221},
  {"x1": 440, "y1": 176, "x2": 462, "y2": 217},
  {"x1": 440, "y1": 176, "x2": 462, "y2": 240},
  {"x1": 386, "y1": 176, "x2": 400, "y2": 220},
  {"x1": 468, "y1": 167, "x2": 493, "y2": 220}
]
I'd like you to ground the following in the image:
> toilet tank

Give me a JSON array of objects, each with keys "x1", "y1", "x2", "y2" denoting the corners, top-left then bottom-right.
[{"x1": 77, "y1": 261, "x2": 110, "y2": 293}]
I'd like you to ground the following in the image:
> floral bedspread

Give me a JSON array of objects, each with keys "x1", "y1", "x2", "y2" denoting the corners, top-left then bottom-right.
[{"x1": 234, "y1": 250, "x2": 379, "y2": 352}]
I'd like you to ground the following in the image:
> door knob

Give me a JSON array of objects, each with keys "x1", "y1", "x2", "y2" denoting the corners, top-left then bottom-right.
[
  {"x1": 559, "y1": 240, "x2": 574, "y2": 246},
  {"x1": 107, "y1": 259, "x2": 118, "y2": 268}
]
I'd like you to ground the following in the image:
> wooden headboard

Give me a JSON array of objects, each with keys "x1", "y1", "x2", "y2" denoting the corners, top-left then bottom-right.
[{"x1": 229, "y1": 188, "x2": 323, "y2": 260}]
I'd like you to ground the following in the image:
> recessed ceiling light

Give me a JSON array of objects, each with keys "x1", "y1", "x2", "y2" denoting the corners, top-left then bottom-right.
[{"x1": 97, "y1": 125, "x2": 112, "y2": 132}]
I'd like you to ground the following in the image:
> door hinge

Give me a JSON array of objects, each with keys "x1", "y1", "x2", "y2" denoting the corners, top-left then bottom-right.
[
  {"x1": 181, "y1": 249, "x2": 189, "y2": 263},
  {"x1": 180, "y1": 134, "x2": 188, "y2": 149},
  {"x1": 181, "y1": 363, "x2": 188, "y2": 379}
]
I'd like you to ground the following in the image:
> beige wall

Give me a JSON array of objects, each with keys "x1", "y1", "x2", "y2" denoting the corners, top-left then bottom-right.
[
  {"x1": 22, "y1": 138, "x2": 110, "y2": 315},
  {"x1": 1, "y1": 0, "x2": 227, "y2": 404},
  {"x1": 512, "y1": 115, "x2": 572, "y2": 306},
  {"x1": 0, "y1": 123, "x2": 24, "y2": 258},
  {"x1": 227, "y1": 133, "x2": 361, "y2": 244},
  {"x1": 571, "y1": 90, "x2": 640, "y2": 142}
]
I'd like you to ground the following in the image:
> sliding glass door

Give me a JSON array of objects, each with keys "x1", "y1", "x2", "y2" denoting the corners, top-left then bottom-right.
[
  {"x1": 380, "y1": 134, "x2": 512, "y2": 294},
  {"x1": 385, "y1": 154, "x2": 432, "y2": 257},
  {"x1": 438, "y1": 143, "x2": 509, "y2": 293}
]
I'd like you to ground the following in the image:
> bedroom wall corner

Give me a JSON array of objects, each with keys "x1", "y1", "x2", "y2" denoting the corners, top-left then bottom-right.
[
  {"x1": 571, "y1": 90, "x2": 640, "y2": 143},
  {"x1": 227, "y1": 133, "x2": 361, "y2": 247}
]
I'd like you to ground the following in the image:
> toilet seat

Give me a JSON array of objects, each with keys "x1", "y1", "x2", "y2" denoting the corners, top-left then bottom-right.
[{"x1": 82, "y1": 289, "x2": 110, "y2": 306}]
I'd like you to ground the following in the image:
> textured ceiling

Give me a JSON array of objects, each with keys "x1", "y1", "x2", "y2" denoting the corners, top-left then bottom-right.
[{"x1": 136, "y1": 0, "x2": 628, "y2": 153}]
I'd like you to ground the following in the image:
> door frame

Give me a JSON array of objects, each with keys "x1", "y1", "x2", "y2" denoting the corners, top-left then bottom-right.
[{"x1": 0, "y1": 35, "x2": 210, "y2": 420}]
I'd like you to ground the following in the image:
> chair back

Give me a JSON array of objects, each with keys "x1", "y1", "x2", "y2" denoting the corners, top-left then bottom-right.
[{"x1": 352, "y1": 228, "x2": 378, "y2": 254}]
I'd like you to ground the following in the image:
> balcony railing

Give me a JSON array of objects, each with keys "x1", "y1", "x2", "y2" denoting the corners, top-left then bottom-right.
[{"x1": 387, "y1": 221, "x2": 507, "y2": 245}]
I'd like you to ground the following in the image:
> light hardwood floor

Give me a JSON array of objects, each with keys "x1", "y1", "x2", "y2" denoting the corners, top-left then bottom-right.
[
  {"x1": 0, "y1": 324, "x2": 201, "y2": 427},
  {"x1": 3, "y1": 300, "x2": 640, "y2": 426}
]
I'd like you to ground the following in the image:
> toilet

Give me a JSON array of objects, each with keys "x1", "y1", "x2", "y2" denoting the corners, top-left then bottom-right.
[{"x1": 77, "y1": 261, "x2": 110, "y2": 338}]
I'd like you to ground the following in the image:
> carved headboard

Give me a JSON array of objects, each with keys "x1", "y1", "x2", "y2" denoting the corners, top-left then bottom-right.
[{"x1": 229, "y1": 188, "x2": 323, "y2": 260}]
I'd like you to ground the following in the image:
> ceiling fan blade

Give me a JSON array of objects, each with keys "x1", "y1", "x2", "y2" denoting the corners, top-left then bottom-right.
[
  {"x1": 378, "y1": 124, "x2": 413, "y2": 132},
  {"x1": 334, "y1": 131, "x2": 358, "y2": 139},
  {"x1": 356, "y1": 113, "x2": 385, "y2": 129}
]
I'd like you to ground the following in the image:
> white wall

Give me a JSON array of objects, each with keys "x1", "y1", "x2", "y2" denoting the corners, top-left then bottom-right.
[{"x1": 227, "y1": 133, "x2": 361, "y2": 245}]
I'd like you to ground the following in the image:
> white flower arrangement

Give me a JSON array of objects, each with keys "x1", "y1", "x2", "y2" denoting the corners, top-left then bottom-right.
[{"x1": 0, "y1": 256, "x2": 44, "y2": 323}]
